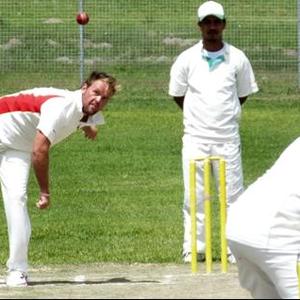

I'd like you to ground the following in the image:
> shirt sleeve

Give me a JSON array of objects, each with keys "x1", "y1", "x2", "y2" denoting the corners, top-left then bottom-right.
[
  {"x1": 37, "y1": 98, "x2": 67, "y2": 144},
  {"x1": 168, "y1": 54, "x2": 188, "y2": 97},
  {"x1": 236, "y1": 54, "x2": 259, "y2": 98}
]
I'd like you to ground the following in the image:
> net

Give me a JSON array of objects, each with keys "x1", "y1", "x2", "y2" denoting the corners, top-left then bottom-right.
[{"x1": 0, "y1": 1, "x2": 297, "y2": 82}]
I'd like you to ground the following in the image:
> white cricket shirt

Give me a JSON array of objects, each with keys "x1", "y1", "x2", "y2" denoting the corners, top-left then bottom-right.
[
  {"x1": 0, "y1": 87, "x2": 104, "y2": 152},
  {"x1": 169, "y1": 41, "x2": 258, "y2": 143},
  {"x1": 226, "y1": 137, "x2": 300, "y2": 253}
]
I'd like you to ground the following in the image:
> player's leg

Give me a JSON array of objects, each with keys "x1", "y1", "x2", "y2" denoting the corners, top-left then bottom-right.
[
  {"x1": 212, "y1": 142, "x2": 244, "y2": 263},
  {"x1": 229, "y1": 241, "x2": 281, "y2": 299},
  {"x1": 212, "y1": 142, "x2": 244, "y2": 206},
  {"x1": 264, "y1": 251, "x2": 299, "y2": 299},
  {"x1": 0, "y1": 149, "x2": 31, "y2": 280},
  {"x1": 182, "y1": 141, "x2": 210, "y2": 261}
]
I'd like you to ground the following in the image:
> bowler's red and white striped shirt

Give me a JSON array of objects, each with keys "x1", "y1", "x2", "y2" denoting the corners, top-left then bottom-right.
[{"x1": 0, "y1": 87, "x2": 104, "y2": 152}]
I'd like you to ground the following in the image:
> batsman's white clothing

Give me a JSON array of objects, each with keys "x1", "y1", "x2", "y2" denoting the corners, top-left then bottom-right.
[
  {"x1": 169, "y1": 40, "x2": 258, "y2": 255},
  {"x1": 0, "y1": 88, "x2": 104, "y2": 273},
  {"x1": 227, "y1": 137, "x2": 300, "y2": 299}
]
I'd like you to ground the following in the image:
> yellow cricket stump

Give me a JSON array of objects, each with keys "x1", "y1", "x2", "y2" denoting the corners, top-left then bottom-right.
[
  {"x1": 189, "y1": 156, "x2": 228, "y2": 274},
  {"x1": 204, "y1": 158, "x2": 212, "y2": 273},
  {"x1": 297, "y1": 261, "x2": 300, "y2": 297},
  {"x1": 189, "y1": 161, "x2": 198, "y2": 273},
  {"x1": 219, "y1": 158, "x2": 228, "y2": 273}
]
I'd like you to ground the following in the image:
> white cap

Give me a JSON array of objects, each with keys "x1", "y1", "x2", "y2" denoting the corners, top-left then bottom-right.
[{"x1": 197, "y1": 1, "x2": 225, "y2": 22}]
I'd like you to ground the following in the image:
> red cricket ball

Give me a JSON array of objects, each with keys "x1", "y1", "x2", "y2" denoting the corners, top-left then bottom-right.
[{"x1": 76, "y1": 12, "x2": 89, "y2": 25}]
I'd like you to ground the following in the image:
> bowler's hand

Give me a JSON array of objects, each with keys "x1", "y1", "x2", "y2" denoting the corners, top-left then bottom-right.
[
  {"x1": 36, "y1": 193, "x2": 50, "y2": 209},
  {"x1": 82, "y1": 126, "x2": 98, "y2": 140}
]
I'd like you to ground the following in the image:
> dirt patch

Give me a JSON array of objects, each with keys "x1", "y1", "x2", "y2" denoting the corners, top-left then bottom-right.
[{"x1": 0, "y1": 263, "x2": 251, "y2": 299}]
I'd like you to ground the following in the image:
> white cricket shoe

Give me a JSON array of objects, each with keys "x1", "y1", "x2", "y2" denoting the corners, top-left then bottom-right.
[
  {"x1": 227, "y1": 253, "x2": 237, "y2": 264},
  {"x1": 6, "y1": 270, "x2": 28, "y2": 287},
  {"x1": 183, "y1": 252, "x2": 192, "y2": 263}
]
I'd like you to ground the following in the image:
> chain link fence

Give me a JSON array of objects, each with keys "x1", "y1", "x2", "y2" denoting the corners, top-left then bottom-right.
[{"x1": 0, "y1": 1, "x2": 297, "y2": 84}]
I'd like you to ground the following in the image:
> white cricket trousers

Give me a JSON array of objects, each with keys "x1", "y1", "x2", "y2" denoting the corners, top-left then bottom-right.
[
  {"x1": 0, "y1": 148, "x2": 31, "y2": 273},
  {"x1": 228, "y1": 240, "x2": 299, "y2": 299},
  {"x1": 182, "y1": 141, "x2": 244, "y2": 255}
]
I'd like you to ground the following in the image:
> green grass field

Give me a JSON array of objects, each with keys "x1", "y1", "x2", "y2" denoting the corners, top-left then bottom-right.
[
  {"x1": 1, "y1": 67, "x2": 300, "y2": 267},
  {"x1": 0, "y1": 1, "x2": 299, "y2": 268}
]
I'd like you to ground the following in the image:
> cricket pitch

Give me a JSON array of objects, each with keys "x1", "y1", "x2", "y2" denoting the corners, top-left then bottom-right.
[{"x1": 0, "y1": 263, "x2": 251, "y2": 299}]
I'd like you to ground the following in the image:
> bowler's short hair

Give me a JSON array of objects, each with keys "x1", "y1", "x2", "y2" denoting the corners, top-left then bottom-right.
[{"x1": 83, "y1": 71, "x2": 118, "y2": 97}]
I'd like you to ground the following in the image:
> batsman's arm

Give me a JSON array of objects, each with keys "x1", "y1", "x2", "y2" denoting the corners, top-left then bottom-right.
[{"x1": 32, "y1": 130, "x2": 51, "y2": 209}]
